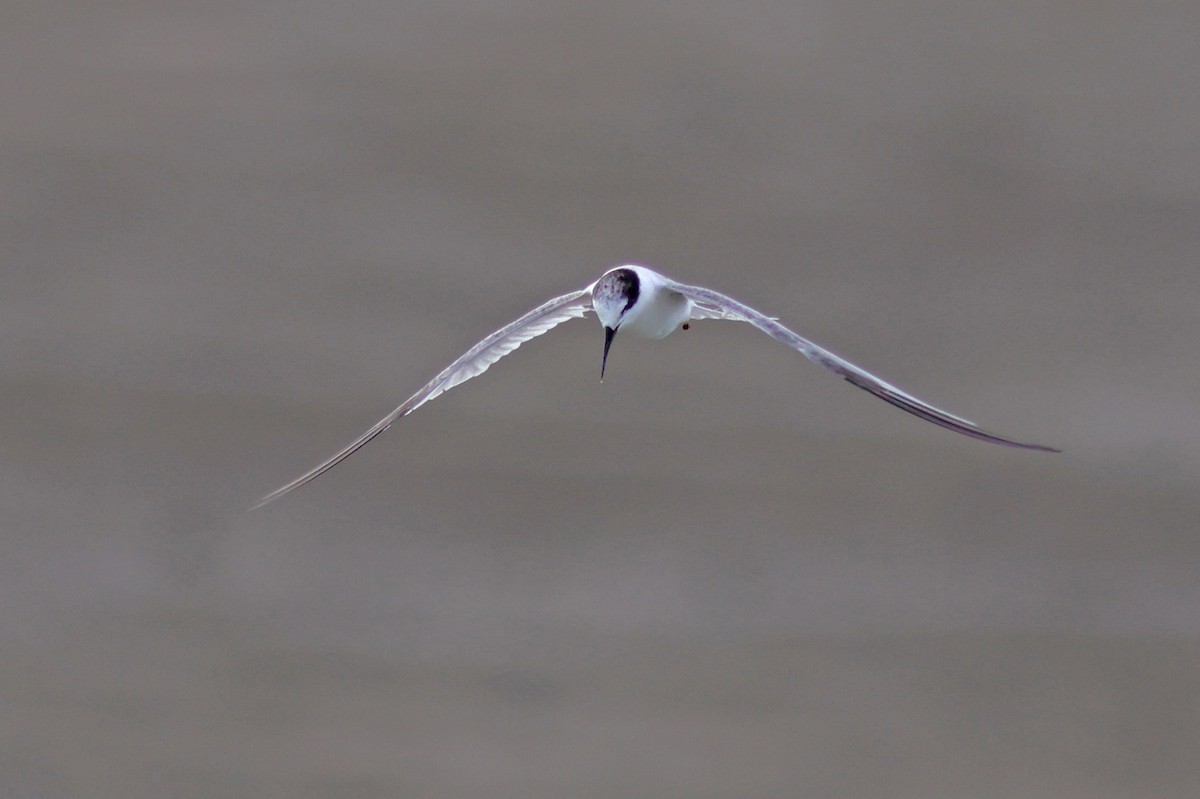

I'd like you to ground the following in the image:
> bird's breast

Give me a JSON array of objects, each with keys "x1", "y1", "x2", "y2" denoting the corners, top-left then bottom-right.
[{"x1": 623, "y1": 290, "x2": 691, "y2": 339}]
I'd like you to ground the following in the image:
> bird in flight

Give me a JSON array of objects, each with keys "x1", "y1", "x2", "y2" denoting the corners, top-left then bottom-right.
[{"x1": 252, "y1": 265, "x2": 1057, "y2": 508}]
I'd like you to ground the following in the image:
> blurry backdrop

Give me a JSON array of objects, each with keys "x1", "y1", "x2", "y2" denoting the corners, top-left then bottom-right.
[{"x1": 4, "y1": 2, "x2": 1199, "y2": 797}]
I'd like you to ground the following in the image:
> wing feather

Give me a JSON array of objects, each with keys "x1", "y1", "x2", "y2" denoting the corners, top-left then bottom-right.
[
  {"x1": 251, "y1": 285, "x2": 594, "y2": 508},
  {"x1": 669, "y1": 280, "x2": 1058, "y2": 452}
]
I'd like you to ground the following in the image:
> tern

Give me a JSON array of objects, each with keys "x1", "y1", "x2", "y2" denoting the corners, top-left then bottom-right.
[{"x1": 252, "y1": 264, "x2": 1057, "y2": 508}]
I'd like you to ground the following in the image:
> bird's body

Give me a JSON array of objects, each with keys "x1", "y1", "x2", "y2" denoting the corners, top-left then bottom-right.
[
  {"x1": 252, "y1": 264, "x2": 1056, "y2": 508},
  {"x1": 595, "y1": 266, "x2": 692, "y2": 339}
]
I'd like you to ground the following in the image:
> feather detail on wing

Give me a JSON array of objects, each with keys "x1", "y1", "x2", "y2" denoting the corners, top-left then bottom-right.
[
  {"x1": 687, "y1": 301, "x2": 761, "y2": 322},
  {"x1": 668, "y1": 280, "x2": 1058, "y2": 452},
  {"x1": 251, "y1": 286, "x2": 595, "y2": 508}
]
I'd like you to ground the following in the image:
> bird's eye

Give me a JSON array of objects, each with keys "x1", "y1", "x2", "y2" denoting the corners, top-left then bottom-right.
[{"x1": 682, "y1": 323, "x2": 690, "y2": 330}]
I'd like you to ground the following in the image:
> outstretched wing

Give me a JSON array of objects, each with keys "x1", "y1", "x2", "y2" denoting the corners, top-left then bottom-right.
[
  {"x1": 667, "y1": 279, "x2": 1058, "y2": 452},
  {"x1": 252, "y1": 285, "x2": 595, "y2": 508}
]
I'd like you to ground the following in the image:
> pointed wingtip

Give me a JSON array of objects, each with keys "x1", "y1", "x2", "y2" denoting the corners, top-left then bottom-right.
[{"x1": 247, "y1": 493, "x2": 276, "y2": 512}]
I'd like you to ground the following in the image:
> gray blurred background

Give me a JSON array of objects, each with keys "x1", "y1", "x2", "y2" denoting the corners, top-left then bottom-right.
[{"x1": 4, "y1": 2, "x2": 1199, "y2": 797}]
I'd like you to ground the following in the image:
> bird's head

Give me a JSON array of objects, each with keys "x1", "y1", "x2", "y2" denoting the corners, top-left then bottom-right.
[{"x1": 591, "y1": 267, "x2": 641, "y2": 380}]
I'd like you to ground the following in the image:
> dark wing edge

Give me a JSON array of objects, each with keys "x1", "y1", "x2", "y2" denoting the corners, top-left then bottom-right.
[
  {"x1": 250, "y1": 285, "x2": 595, "y2": 509},
  {"x1": 668, "y1": 280, "x2": 1059, "y2": 452}
]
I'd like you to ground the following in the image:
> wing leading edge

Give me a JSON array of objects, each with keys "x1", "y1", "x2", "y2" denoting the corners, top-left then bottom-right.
[
  {"x1": 251, "y1": 286, "x2": 595, "y2": 509},
  {"x1": 669, "y1": 279, "x2": 1058, "y2": 452}
]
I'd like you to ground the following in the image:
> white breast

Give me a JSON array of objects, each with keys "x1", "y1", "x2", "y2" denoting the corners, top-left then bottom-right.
[{"x1": 620, "y1": 268, "x2": 692, "y2": 339}]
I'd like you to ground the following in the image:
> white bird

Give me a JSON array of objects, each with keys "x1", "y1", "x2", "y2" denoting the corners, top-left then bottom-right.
[{"x1": 252, "y1": 264, "x2": 1057, "y2": 508}]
